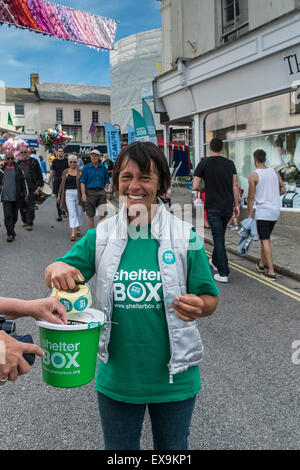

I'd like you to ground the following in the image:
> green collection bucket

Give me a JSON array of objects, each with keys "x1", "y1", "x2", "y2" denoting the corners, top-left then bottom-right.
[{"x1": 37, "y1": 308, "x2": 105, "y2": 388}]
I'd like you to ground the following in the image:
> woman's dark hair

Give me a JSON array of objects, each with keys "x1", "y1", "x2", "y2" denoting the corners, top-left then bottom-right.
[
  {"x1": 112, "y1": 142, "x2": 171, "y2": 196},
  {"x1": 253, "y1": 149, "x2": 266, "y2": 163}
]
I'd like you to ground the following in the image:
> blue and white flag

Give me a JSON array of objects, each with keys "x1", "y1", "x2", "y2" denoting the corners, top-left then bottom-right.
[
  {"x1": 142, "y1": 98, "x2": 157, "y2": 145},
  {"x1": 127, "y1": 124, "x2": 136, "y2": 144},
  {"x1": 104, "y1": 122, "x2": 121, "y2": 163}
]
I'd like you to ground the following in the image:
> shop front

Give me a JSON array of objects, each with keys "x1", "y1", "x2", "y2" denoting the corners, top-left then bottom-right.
[
  {"x1": 204, "y1": 92, "x2": 300, "y2": 208},
  {"x1": 154, "y1": 9, "x2": 300, "y2": 219},
  {"x1": 63, "y1": 143, "x2": 107, "y2": 164}
]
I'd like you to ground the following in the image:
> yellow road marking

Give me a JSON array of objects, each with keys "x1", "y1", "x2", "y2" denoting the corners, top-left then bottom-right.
[
  {"x1": 205, "y1": 249, "x2": 300, "y2": 302},
  {"x1": 107, "y1": 200, "x2": 120, "y2": 213}
]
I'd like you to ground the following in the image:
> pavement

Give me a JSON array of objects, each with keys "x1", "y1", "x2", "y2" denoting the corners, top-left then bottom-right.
[{"x1": 169, "y1": 186, "x2": 300, "y2": 282}]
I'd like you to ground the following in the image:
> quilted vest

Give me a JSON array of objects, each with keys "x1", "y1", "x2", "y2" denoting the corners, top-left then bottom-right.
[{"x1": 95, "y1": 201, "x2": 204, "y2": 383}]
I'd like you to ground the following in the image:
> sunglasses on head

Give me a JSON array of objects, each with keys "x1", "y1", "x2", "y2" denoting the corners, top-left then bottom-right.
[
  {"x1": 6, "y1": 156, "x2": 14, "y2": 160},
  {"x1": 20, "y1": 151, "x2": 27, "y2": 154}
]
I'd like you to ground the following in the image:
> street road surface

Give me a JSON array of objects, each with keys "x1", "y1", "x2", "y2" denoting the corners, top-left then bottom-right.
[{"x1": 0, "y1": 197, "x2": 299, "y2": 450}]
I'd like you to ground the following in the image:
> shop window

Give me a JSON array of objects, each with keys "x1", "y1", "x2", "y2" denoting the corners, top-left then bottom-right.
[
  {"x1": 290, "y1": 90, "x2": 300, "y2": 115},
  {"x1": 204, "y1": 91, "x2": 300, "y2": 206},
  {"x1": 221, "y1": 0, "x2": 248, "y2": 43},
  {"x1": 62, "y1": 125, "x2": 82, "y2": 143},
  {"x1": 92, "y1": 126, "x2": 105, "y2": 143},
  {"x1": 15, "y1": 103, "x2": 24, "y2": 116}
]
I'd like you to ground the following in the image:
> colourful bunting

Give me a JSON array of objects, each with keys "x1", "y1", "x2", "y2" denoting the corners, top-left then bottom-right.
[{"x1": 0, "y1": 0, "x2": 117, "y2": 50}]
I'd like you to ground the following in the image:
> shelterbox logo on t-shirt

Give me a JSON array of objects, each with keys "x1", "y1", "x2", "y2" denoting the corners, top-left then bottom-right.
[{"x1": 113, "y1": 269, "x2": 162, "y2": 304}]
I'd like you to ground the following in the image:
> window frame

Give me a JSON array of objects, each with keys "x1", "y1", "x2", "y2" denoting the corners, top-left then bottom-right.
[
  {"x1": 56, "y1": 108, "x2": 64, "y2": 123},
  {"x1": 62, "y1": 125, "x2": 82, "y2": 143},
  {"x1": 221, "y1": 0, "x2": 248, "y2": 43},
  {"x1": 92, "y1": 125, "x2": 105, "y2": 143},
  {"x1": 14, "y1": 103, "x2": 25, "y2": 116},
  {"x1": 92, "y1": 110, "x2": 99, "y2": 124},
  {"x1": 74, "y1": 109, "x2": 81, "y2": 123}
]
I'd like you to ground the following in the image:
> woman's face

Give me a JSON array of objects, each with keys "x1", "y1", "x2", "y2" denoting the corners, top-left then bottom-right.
[
  {"x1": 118, "y1": 157, "x2": 160, "y2": 216},
  {"x1": 69, "y1": 160, "x2": 77, "y2": 168}
]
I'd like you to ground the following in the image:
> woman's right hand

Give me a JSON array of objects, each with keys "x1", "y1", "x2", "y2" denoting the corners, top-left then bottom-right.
[{"x1": 45, "y1": 261, "x2": 84, "y2": 291}]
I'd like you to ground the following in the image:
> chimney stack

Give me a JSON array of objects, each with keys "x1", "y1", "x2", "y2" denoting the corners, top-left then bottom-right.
[{"x1": 30, "y1": 73, "x2": 39, "y2": 92}]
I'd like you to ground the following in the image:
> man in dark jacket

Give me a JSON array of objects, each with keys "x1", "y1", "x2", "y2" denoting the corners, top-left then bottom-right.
[
  {"x1": 0, "y1": 154, "x2": 27, "y2": 242},
  {"x1": 17, "y1": 145, "x2": 43, "y2": 231}
]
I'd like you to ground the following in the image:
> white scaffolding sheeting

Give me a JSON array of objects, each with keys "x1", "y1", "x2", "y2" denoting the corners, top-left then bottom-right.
[{"x1": 110, "y1": 28, "x2": 162, "y2": 134}]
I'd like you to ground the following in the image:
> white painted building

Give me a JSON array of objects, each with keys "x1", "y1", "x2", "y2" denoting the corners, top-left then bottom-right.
[
  {"x1": 110, "y1": 29, "x2": 163, "y2": 138},
  {"x1": 154, "y1": 0, "x2": 300, "y2": 217},
  {"x1": 36, "y1": 80, "x2": 110, "y2": 160},
  {"x1": 0, "y1": 74, "x2": 111, "y2": 164},
  {"x1": 0, "y1": 76, "x2": 40, "y2": 138}
]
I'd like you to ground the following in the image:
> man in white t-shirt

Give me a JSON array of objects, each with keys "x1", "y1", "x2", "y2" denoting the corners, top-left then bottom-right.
[{"x1": 247, "y1": 149, "x2": 285, "y2": 280}]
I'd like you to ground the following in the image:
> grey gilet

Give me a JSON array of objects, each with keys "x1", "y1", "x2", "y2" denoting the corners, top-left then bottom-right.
[{"x1": 95, "y1": 201, "x2": 204, "y2": 383}]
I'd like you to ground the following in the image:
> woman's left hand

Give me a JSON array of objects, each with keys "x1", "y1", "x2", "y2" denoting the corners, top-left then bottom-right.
[
  {"x1": 173, "y1": 293, "x2": 219, "y2": 322},
  {"x1": 172, "y1": 294, "x2": 205, "y2": 322}
]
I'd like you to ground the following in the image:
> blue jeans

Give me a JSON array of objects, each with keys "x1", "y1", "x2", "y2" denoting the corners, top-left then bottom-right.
[
  {"x1": 207, "y1": 208, "x2": 233, "y2": 277},
  {"x1": 97, "y1": 392, "x2": 196, "y2": 450}
]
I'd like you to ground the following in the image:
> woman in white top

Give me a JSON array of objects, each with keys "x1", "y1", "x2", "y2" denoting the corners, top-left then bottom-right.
[
  {"x1": 247, "y1": 149, "x2": 285, "y2": 280},
  {"x1": 57, "y1": 155, "x2": 83, "y2": 241}
]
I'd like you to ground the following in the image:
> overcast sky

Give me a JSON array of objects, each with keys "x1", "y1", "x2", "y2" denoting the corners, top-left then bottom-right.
[{"x1": 0, "y1": 0, "x2": 161, "y2": 88}]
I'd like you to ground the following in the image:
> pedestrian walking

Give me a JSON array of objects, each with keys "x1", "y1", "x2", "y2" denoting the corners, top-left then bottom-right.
[
  {"x1": 102, "y1": 153, "x2": 114, "y2": 199},
  {"x1": 80, "y1": 149, "x2": 110, "y2": 229},
  {"x1": 45, "y1": 141, "x2": 219, "y2": 451},
  {"x1": 193, "y1": 138, "x2": 240, "y2": 283},
  {"x1": 102, "y1": 153, "x2": 114, "y2": 176},
  {"x1": 74, "y1": 153, "x2": 84, "y2": 169},
  {"x1": 39, "y1": 156, "x2": 47, "y2": 182},
  {"x1": 228, "y1": 187, "x2": 244, "y2": 230},
  {"x1": 17, "y1": 145, "x2": 43, "y2": 231},
  {"x1": 0, "y1": 153, "x2": 27, "y2": 242},
  {"x1": 57, "y1": 155, "x2": 83, "y2": 241},
  {"x1": 30, "y1": 149, "x2": 42, "y2": 168},
  {"x1": 47, "y1": 146, "x2": 69, "y2": 222},
  {"x1": 247, "y1": 149, "x2": 285, "y2": 280}
]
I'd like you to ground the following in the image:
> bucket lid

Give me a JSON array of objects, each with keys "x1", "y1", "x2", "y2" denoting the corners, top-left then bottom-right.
[{"x1": 36, "y1": 307, "x2": 105, "y2": 331}]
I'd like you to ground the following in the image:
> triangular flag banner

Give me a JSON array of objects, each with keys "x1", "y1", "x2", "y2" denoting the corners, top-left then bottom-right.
[
  {"x1": 142, "y1": 99, "x2": 158, "y2": 145},
  {"x1": 0, "y1": 0, "x2": 117, "y2": 51},
  {"x1": 104, "y1": 122, "x2": 121, "y2": 163},
  {"x1": 132, "y1": 109, "x2": 150, "y2": 142},
  {"x1": 8, "y1": 112, "x2": 13, "y2": 126},
  {"x1": 127, "y1": 124, "x2": 136, "y2": 144}
]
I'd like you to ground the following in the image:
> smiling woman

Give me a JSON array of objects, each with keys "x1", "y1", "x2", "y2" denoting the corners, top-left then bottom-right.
[
  {"x1": 113, "y1": 142, "x2": 171, "y2": 223},
  {"x1": 45, "y1": 138, "x2": 219, "y2": 451}
]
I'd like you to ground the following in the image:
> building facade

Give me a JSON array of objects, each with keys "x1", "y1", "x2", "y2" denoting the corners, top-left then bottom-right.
[
  {"x1": 0, "y1": 74, "x2": 110, "y2": 164},
  {"x1": 0, "y1": 75, "x2": 40, "y2": 138},
  {"x1": 154, "y1": 0, "x2": 300, "y2": 217},
  {"x1": 110, "y1": 29, "x2": 163, "y2": 141}
]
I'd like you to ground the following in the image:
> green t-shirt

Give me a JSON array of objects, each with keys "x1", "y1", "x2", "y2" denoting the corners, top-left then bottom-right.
[{"x1": 55, "y1": 225, "x2": 219, "y2": 404}]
